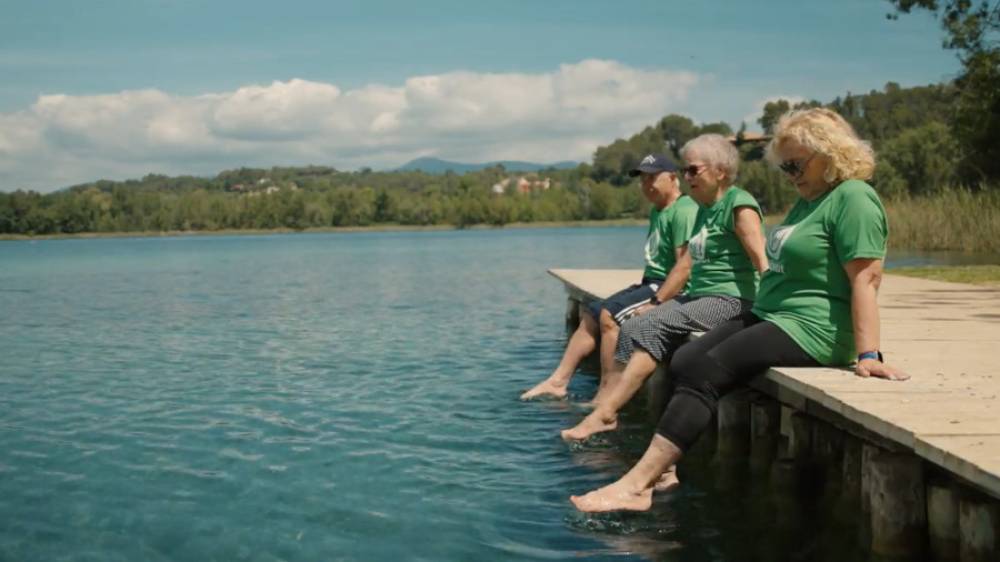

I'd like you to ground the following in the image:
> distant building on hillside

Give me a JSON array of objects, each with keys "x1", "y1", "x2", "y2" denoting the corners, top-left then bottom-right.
[
  {"x1": 727, "y1": 132, "x2": 772, "y2": 146},
  {"x1": 489, "y1": 175, "x2": 551, "y2": 195},
  {"x1": 492, "y1": 178, "x2": 511, "y2": 195}
]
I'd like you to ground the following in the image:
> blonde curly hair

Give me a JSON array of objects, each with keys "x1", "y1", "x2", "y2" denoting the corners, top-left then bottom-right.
[{"x1": 765, "y1": 107, "x2": 875, "y2": 184}]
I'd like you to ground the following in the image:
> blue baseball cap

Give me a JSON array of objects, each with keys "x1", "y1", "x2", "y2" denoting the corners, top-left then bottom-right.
[{"x1": 628, "y1": 153, "x2": 677, "y2": 176}]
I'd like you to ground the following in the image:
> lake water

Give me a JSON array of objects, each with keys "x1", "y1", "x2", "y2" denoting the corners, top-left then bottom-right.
[{"x1": 1, "y1": 227, "x2": 993, "y2": 561}]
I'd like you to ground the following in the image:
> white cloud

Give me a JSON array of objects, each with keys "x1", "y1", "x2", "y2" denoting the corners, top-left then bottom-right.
[
  {"x1": 0, "y1": 60, "x2": 701, "y2": 192},
  {"x1": 741, "y1": 95, "x2": 806, "y2": 132}
]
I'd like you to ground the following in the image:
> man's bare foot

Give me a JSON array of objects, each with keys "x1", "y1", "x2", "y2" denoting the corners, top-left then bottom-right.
[
  {"x1": 520, "y1": 378, "x2": 568, "y2": 400},
  {"x1": 653, "y1": 467, "x2": 680, "y2": 492},
  {"x1": 570, "y1": 480, "x2": 653, "y2": 512},
  {"x1": 560, "y1": 411, "x2": 618, "y2": 441}
]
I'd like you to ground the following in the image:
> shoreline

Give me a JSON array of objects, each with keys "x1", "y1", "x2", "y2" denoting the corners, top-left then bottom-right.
[
  {"x1": 0, "y1": 219, "x2": 648, "y2": 242},
  {"x1": 888, "y1": 265, "x2": 1000, "y2": 285}
]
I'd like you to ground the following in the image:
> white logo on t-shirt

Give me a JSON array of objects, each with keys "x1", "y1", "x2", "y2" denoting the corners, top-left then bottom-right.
[
  {"x1": 688, "y1": 227, "x2": 708, "y2": 261},
  {"x1": 645, "y1": 229, "x2": 661, "y2": 266},
  {"x1": 766, "y1": 225, "x2": 796, "y2": 273}
]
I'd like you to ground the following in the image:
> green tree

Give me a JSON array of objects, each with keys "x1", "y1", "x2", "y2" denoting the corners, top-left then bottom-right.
[
  {"x1": 887, "y1": 0, "x2": 1000, "y2": 182},
  {"x1": 879, "y1": 121, "x2": 962, "y2": 194}
]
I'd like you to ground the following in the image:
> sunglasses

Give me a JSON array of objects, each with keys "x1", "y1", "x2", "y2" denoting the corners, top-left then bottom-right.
[
  {"x1": 779, "y1": 154, "x2": 816, "y2": 178},
  {"x1": 681, "y1": 165, "x2": 705, "y2": 178}
]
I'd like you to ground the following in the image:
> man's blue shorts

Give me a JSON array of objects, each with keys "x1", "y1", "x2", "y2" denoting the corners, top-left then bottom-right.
[{"x1": 585, "y1": 276, "x2": 663, "y2": 325}]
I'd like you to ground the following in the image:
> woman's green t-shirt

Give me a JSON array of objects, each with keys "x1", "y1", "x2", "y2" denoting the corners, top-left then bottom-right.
[
  {"x1": 686, "y1": 186, "x2": 762, "y2": 300},
  {"x1": 752, "y1": 180, "x2": 888, "y2": 366},
  {"x1": 643, "y1": 195, "x2": 699, "y2": 281}
]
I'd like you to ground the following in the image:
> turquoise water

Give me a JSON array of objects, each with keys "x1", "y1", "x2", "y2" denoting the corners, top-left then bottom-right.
[{"x1": 0, "y1": 227, "x2": 990, "y2": 562}]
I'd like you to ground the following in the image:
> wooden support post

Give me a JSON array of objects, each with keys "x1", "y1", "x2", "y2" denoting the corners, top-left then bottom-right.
[
  {"x1": 565, "y1": 297, "x2": 581, "y2": 335},
  {"x1": 840, "y1": 435, "x2": 863, "y2": 512},
  {"x1": 749, "y1": 394, "x2": 781, "y2": 472},
  {"x1": 778, "y1": 405, "x2": 794, "y2": 459},
  {"x1": 927, "y1": 481, "x2": 960, "y2": 562},
  {"x1": 812, "y1": 419, "x2": 843, "y2": 465},
  {"x1": 715, "y1": 389, "x2": 752, "y2": 460},
  {"x1": 959, "y1": 493, "x2": 1000, "y2": 562},
  {"x1": 786, "y1": 411, "x2": 813, "y2": 464},
  {"x1": 712, "y1": 389, "x2": 752, "y2": 490},
  {"x1": 810, "y1": 419, "x2": 844, "y2": 503},
  {"x1": 858, "y1": 443, "x2": 878, "y2": 549},
  {"x1": 865, "y1": 446, "x2": 927, "y2": 558}
]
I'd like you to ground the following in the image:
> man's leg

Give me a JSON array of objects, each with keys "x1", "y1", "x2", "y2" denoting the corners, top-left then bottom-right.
[
  {"x1": 524, "y1": 281, "x2": 659, "y2": 401},
  {"x1": 520, "y1": 310, "x2": 599, "y2": 400},
  {"x1": 591, "y1": 308, "x2": 623, "y2": 405}
]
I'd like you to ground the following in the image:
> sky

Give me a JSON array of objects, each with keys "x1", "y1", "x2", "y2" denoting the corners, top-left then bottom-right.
[{"x1": 0, "y1": 0, "x2": 961, "y2": 192}]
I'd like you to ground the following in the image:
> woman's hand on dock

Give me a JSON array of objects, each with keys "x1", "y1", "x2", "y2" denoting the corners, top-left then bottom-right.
[{"x1": 855, "y1": 358, "x2": 909, "y2": 381}]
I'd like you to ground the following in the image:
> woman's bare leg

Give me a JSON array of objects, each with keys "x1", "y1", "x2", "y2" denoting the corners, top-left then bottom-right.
[
  {"x1": 560, "y1": 350, "x2": 657, "y2": 440},
  {"x1": 571, "y1": 434, "x2": 683, "y2": 512}
]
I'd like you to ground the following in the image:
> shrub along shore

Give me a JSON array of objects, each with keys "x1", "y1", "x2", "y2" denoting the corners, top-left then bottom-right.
[{"x1": 4, "y1": 190, "x2": 999, "y2": 258}]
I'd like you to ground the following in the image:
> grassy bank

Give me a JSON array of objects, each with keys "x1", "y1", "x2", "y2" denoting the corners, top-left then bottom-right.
[
  {"x1": 889, "y1": 265, "x2": 1000, "y2": 285},
  {"x1": 883, "y1": 189, "x2": 1000, "y2": 254}
]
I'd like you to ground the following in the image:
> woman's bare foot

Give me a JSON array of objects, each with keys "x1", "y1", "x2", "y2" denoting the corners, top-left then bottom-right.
[
  {"x1": 560, "y1": 411, "x2": 618, "y2": 441},
  {"x1": 570, "y1": 480, "x2": 653, "y2": 512},
  {"x1": 520, "y1": 378, "x2": 568, "y2": 400},
  {"x1": 653, "y1": 467, "x2": 680, "y2": 492}
]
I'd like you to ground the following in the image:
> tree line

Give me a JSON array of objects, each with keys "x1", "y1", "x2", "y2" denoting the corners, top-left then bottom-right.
[{"x1": 0, "y1": 166, "x2": 653, "y2": 234}]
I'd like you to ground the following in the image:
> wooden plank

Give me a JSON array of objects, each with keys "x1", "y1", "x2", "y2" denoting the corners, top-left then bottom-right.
[
  {"x1": 917, "y1": 436, "x2": 1000, "y2": 497},
  {"x1": 548, "y1": 269, "x2": 639, "y2": 301}
]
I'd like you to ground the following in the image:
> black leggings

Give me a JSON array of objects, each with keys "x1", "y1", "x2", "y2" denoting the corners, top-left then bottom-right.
[{"x1": 656, "y1": 312, "x2": 821, "y2": 451}]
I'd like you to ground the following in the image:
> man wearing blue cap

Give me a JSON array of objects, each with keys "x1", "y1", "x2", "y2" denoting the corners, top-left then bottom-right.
[{"x1": 521, "y1": 153, "x2": 699, "y2": 402}]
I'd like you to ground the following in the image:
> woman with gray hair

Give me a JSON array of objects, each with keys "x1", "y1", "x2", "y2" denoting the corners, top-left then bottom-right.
[
  {"x1": 570, "y1": 108, "x2": 907, "y2": 513},
  {"x1": 562, "y1": 133, "x2": 768, "y2": 452}
]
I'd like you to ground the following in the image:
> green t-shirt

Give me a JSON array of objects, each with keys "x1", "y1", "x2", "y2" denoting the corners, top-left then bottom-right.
[
  {"x1": 643, "y1": 195, "x2": 699, "y2": 280},
  {"x1": 686, "y1": 186, "x2": 763, "y2": 299},
  {"x1": 752, "y1": 180, "x2": 888, "y2": 366}
]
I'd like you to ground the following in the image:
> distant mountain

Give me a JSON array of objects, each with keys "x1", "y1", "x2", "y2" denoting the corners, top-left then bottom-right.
[{"x1": 396, "y1": 157, "x2": 580, "y2": 174}]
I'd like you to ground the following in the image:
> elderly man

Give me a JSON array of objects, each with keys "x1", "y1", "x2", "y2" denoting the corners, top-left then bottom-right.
[{"x1": 521, "y1": 154, "x2": 698, "y2": 403}]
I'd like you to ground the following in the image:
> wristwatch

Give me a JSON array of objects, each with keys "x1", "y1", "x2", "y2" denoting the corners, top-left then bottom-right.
[
  {"x1": 650, "y1": 295, "x2": 662, "y2": 305},
  {"x1": 857, "y1": 351, "x2": 883, "y2": 362}
]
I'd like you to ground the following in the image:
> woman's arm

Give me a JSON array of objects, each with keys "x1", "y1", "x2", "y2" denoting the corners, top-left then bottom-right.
[
  {"x1": 734, "y1": 207, "x2": 768, "y2": 273},
  {"x1": 631, "y1": 247, "x2": 691, "y2": 317},
  {"x1": 844, "y1": 258, "x2": 908, "y2": 380},
  {"x1": 653, "y1": 246, "x2": 691, "y2": 303}
]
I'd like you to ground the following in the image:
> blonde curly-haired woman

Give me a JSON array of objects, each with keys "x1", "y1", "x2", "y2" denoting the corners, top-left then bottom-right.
[{"x1": 571, "y1": 107, "x2": 909, "y2": 513}]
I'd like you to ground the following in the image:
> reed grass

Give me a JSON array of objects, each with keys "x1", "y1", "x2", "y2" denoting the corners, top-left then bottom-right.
[{"x1": 883, "y1": 189, "x2": 1000, "y2": 253}]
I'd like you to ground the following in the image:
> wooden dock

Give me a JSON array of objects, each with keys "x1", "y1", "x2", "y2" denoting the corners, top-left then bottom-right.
[{"x1": 550, "y1": 268, "x2": 1000, "y2": 560}]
